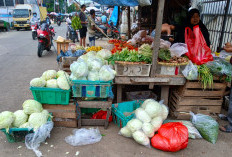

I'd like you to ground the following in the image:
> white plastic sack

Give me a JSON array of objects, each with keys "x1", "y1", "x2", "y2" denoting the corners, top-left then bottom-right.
[
  {"x1": 138, "y1": 0, "x2": 152, "y2": 6},
  {"x1": 65, "y1": 128, "x2": 102, "y2": 146},
  {"x1": 182, "y1": 61, "x2": 198, "y2": 80},
  {"x1": 159, "y1": 39, "x2": 171, "y2": 49},
  {"x1": 170, "y1": 43, "x2": 188, "y2": 57},
  {"x1": 25, "y1": 121, "x2": 54, "y2": 157}
]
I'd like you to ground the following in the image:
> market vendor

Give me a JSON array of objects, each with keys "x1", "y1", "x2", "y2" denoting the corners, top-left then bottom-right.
[
  {"x1": 220, "y1": 43, "x2": 232, "y2": 133},
  {"x1": 162, "y1": 8, "x2": 210, "y2": 47}
]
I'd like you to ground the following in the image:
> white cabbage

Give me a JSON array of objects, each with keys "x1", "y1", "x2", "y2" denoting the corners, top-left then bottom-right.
[
  {"x1": 0, "y1": 111, "x2": 15, "y2": 130},
  {"x1": 97, "y1": 49, "x2": 112, "y2": 59},
  {"x1": 28, "y1": 112, "x2": 48, "y2": 131},
  {"x1": 99, "y1": 65, "x2": 116, "y2": 81},
  {"x1": 160, "y1": 104, "x2": 169, "y2": 120},
  {"x1": 142, "y1": 123, "x2": 155, "y2": 138},
  {"x1": 135, "y1": 108, "x2": 151, "y2": 123},
  {"x1": 13, "y1": 110, "x2": 28, "y2": 128},
  {"x1": 41, "y1": 110, "x2": 50, "y2": 119},
  {"x1": 23, "y1": 99, "x2": 43, "y2": 115},
  {"x1": 42, "y1": 70, "x2": 57, "y2": 80},
  {"x1": 57, "y1": 70, "x2": 69, "y2": 78},
  {"x1": 151, "y1": 116, "x2": 163, "y2": 132},
  {"x1": 87, "y1": 57, "x2": 103, "y2": 71},
  {"x1": 132, "y1": 131, "x2": 150, "y2": 146},
  {"x1": 88, "y1": 71, "x2": 100, "y2": 81},
  {"x1": 85, "y1": 51, "x2": 97, "y2": 58},
  {"x1": 30, "y1": 78, "x2": 46, "y2": 87},
  {"x1": 46, "y1": 79, "x2": 58, "y2": 88},
  {"x1": 120, "y1": 126, "x2": 132, "y2": 138},
  {"x1": 144, "y1": 100, "x2": 162, "y2": 118},
  {"x1": 57, "y1": 76, "x2": 70, "y2": 90},
  {"x1": 19, "y1": 122, "x2": 32, "y2": 128},
  {"x1": 141, "y1": 99, "x2": 156, "y2": 109},
  {"x1": 126, "y1": 119, "x2": 142, "y2": 133},
  {"x1": 70, "y1": 61, "x2": 88, "y2": 78}
]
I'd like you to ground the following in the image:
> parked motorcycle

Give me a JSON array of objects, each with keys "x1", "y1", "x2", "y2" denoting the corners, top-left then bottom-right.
[
  {"x1": 31, "y1": 22, "x2": 40, "y2": 40},
  {"x1": 67, "y1": 24, "x2": 78, "y2": 43},
  {"x1": 37, "y1": 23, "x2": 55, "y2": 57},
  {"x1": 95, "y1": 22, "x2": 120, "y2": 40}
]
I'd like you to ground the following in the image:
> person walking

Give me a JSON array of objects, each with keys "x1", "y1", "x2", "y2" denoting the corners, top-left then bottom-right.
[
  {"x1": 79, "y1": 5, "x2": 88, "y2": 47},
  {"x1": 88, "y1": 9, "x2": 101, "y2": 46},
  {"x1": 66, "y1": 15, "x2": 72, "y2": 39}
]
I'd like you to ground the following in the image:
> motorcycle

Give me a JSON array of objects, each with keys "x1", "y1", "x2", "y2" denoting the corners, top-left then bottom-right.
[
  {"x1": 37, "y1": 23, "x2": 55, "y2": 57},
  {"x1": 67, "y1": 24, "x2": 78, "y2": 43},
  {"x1": 31, "y1": 21, "x2": 39, "y2": 40},
  {"x1": 95, "y1": 22, "x2": 120, "y2": 40}
]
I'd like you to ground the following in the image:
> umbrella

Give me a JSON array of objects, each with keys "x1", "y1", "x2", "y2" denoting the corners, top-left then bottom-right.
[
  {"x1": 86, "y1": 7, "x2": 100, "y2": 12},
  {"x1": 50, "y1": 12, "x2": 58, "y2": 15}
]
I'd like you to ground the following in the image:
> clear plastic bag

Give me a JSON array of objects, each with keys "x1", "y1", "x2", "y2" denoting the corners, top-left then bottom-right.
[
  {"x1": 159, "y1": 39, "x2": 171, "y2": 49},
  {"x1": 182, "y1": 61, "x2": 198, "y2": 80},
  {"x1": 138, "y1": 0, "x2": 152, "y2": 6},
  {"x1": 206, "y1": 58, "x2": 232, "y2": 77},
  {"x1": 65, "y1": 128, "x2": 102, "y2": 146},
  {"x1": 190, "y1": 112, "x2": 219, "y2": 144},
  {"x1": 170, "y1": 43, "x2": 188, "y2": 57},
  {"x1": 25, "y1": 121, "x2": 54, "y2": 157}
]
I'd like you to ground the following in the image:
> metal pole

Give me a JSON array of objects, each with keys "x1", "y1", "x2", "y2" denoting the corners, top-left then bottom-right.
[
  {"x1": 218, "y1": 0, "x2": 231, "y2": 49},
  {"x1": 54, "y1": 0, "x2": 55, "y2": 12}
]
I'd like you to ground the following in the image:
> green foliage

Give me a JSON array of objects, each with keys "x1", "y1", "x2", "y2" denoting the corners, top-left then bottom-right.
[
  {"x1": 72, "y1": 16, "x2": 82, "y2": 30},
  {"x1": 158, "y1": 48, "x2": 171, "y2": 61}
]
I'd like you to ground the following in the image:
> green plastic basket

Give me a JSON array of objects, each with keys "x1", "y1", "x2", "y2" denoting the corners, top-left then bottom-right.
[
  {"x1": 72, "y1": 80, "x2": 112, "y2": 98},
  {"x1": 30, "y1": 87, "x2": 71, "y2": 105},
  {"x1": 0, "y1": 114, "x2": 52, "y2": 143},
  {"x1": 112, "y1": 100, "x2": 143, "y2": 128}
]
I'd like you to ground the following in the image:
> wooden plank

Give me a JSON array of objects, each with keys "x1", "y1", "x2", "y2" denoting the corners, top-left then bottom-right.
[
  {"x1": 52, "y1": 112, "x2": 77, "y2": 119},
  {"x1": 54, "y1": 120, "x2": 77, "y2": 128},
  {"x1": 178, "y1": 98, "x2": 223, "y2": 106},
  {"x1": 77, "y1": 100, "x2": 112, "y2": 108},
  {"x1": 42, "y1": 104, "x2": 76, "y2": 110},
  {"x1": 130, "y1": 77, "x2": 170, "y2": 83},
  {"x1": 150, "y1": 0, "x2": 166, "y2": 77},
  {"x1": 173, "y1": 105, "x2": 222, "y2": 113},
  {"x1": 81, "y1": 119, "x2": 106, "y2": 126},
  {"x1": 182, "y1": 90, "x2": 225, "y2": 97},
  {"x1": 117, "y1": 84, "x2": 122, "y2": 103},
  {"x1": 161, "y1": 86, "x2": 169, "y2": 106},
  {"x1": 185, "y1": 82, "x2": 227, "y2": 89}
]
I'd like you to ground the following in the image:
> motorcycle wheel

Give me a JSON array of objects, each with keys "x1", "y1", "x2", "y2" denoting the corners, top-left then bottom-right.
[
  {"x1": 32, "y1": 32, "x2": 36, "y2": 40},
  {"x1": 37, "y1": 43, "x2": 43, "y2": 57}
]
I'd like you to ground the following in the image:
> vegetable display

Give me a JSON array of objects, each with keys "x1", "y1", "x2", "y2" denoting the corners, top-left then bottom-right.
[
  {"x1": 71, "y1": 16, "x2": 82, "y2": 30},
  {"x1": 158, "y1": 48, "x2": 171, "y2": 61},
  {"x1": 86, "y1": 46, "x2": 102, "y2": 52},
  {"x1": 119, "y1": 99, "x2": 169, "y2": 147},
  {"x1": 198, "y1": 64, "x2": 213, "y2": 89}
]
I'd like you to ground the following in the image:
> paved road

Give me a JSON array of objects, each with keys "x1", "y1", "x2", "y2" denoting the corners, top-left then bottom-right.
[{"x1": 0, "y1": 24, "x2": 232, "y2": 157}]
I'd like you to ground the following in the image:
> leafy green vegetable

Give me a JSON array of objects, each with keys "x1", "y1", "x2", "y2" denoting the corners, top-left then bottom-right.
[
  {"x1": 198, "y1": 64, "x2": 213, "y2": 89},
  {"x1": 71, "y1": 16, "x2": 82, "y2": 30},
  {"x1": 158, "y1": 48, "x2": 171, "y2": 61}
]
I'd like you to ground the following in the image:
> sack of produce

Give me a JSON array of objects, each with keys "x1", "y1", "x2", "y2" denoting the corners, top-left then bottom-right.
[
  {"x1": 182, "y1": 61, "x2": 198, "y2": 80},
  {"x1": 170, "y1": 43, "x2": 188, "y2": 57},
  {"x1": 151, "y1": 122, "x2": 188, "y2": 152},
  {"x1": 190, "y1": 112, "x2": 219, "y2": 144}
]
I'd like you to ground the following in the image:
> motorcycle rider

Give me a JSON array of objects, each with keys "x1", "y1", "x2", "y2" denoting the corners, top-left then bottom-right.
[{"x1": 31, "y1": 12, "x2": 40, "y2": 25}]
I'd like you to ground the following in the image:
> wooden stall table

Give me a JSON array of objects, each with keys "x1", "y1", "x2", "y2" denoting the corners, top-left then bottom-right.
[{"x1": 115, "y1": 74, "x2": 186, "y2": 106}]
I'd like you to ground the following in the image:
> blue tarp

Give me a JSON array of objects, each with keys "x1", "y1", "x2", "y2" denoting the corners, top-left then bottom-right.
[
  {"x1": 108, "y1": 6, "x2": 118, "y2": 26},
  {"x1": 91, "y1": 0, "x2": 139, "y2": 6}
]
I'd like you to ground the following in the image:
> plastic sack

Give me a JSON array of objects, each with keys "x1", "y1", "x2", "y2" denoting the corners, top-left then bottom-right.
[
  {"x1": 185, "y1": 26, "x2": 213, "y2": 65},
  {"x1": 182, "y1": 61, "x2": 198, "y2": 80},
  {"x1": 138, "y1": 0, "x2": 152, "y2": 6},
  {"x1": 151, "y1": 122, "x2": 188, "y2": 152},
  {"x1": 91, "y1": 110, "x2": 112, "y2": 122},
  {"x1": 159, "y1": 39, "x2": 171, "y2": 49},
  {"x1": 25, "y1": 121, "x2": 54, "y2": 157},
  {"x1": 65, "y1": 128, "x2": 102, "y2": 146},
  {"x1": 190, "y1": 112, "x2": 219, "y2": 144},
  {"x1": 163, "y1": 120, "x2": 202, "y2": 139},
  {"x1": 170, "y1": 43, "x2": 188, "y2": 57},
  {"x1": 206, "y1": 58, "x2": 232, "y2": 77}
]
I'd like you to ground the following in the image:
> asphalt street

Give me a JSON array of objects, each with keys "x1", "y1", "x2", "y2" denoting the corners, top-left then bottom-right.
[{"x1": 0, "y1": 24, "x2": 231, "y2": 157}]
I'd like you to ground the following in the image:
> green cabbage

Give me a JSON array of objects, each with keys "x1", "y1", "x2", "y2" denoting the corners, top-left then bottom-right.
[
  {"x1": 46, "y1": 79, "x2": 58, "y2": 88},
  {"x1": 88, "y1": 71, "x2": 100, "y2": 81},
  {"x1": 141, "y1": 99, "x2": 156, "y2": 109},
  {"x1": 57, "y1": 70, "x2": 69, "y2": 78},
  {"x1": 99, "y1": 65, "x2": 116, "y2": 81},
  {"x1": 28, "y1": 112, "x2": 48, "y2": 131},
  {"x1": 42, "y1": 70, "x2": 57, "y2": 80},
  {"x1": 135, "y1": 108, "x2": 151, "y2": 123},
  {"x1": 144, "y1": 100, "x2": 162, "y2": 118},
  {"x1": 132, "y1": 130, "x2": 150, "y2": 146},
  {"x1": 0, "y1": 111, "x2": 15, "y2": 130},
  {"x1": 160, "y1": 104, "x2": 169, "y2": 120},
  {"x1": 13, "y1": 110, "x2": 28, "y2": 128},
  {"x1": 120, "y1": 126, "x2": 132, "y2": 138},
  {"x1": 57, "y1": 76, "x2": 70, "y2": 90},
  {"x1": 151, "y1": 116, "x2": 163, "y2": 132},
  {"x1": 97, "y1": 49, "x2": 112, "y2": 59},
  {"x1": 42, "y1": 110, "x2": 50, "y2": 119},
  {"x1": 30, "y1": 78, "x2": 46, "y2": 87},
  {"x1": 142, "y1": 122, "x2": 155, "y2": 138},
  {"x1": 87, "y1": 57, "x2": 103, "y2": 71},
  {"x1": 19, "y1": 122, "x2": 32, "y2": 128},
  {"x1": 127, "y1": 119, "x2": 142, "y2": 133},
  {"x1": 70, "y1": 61, "x2": 88, "y2": 78},
  {"x1": 23, "y1": 99, "x2": 43, "y2": 115}
]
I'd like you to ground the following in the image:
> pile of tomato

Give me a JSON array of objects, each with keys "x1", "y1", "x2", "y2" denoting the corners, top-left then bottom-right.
[{"x1": 108, "y1": 39, "x2": 138, "y2": 54}]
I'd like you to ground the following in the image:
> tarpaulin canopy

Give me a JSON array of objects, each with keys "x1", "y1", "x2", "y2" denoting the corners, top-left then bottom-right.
[{"x1": 91, "y1": 0, "x2": 139, "y2": 6}]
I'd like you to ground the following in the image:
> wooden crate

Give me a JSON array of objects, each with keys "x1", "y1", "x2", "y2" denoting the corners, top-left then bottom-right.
[
  {"x1": 177, "y1": 81, "x2": 227, "y2": 98},
  {"x1": 42, "y1": 99, "x2": 77, "y2": 128},
  {"x1": 114, "y1": 63, "x2": 151, "y2": 76},
  {"x1": 54, "y1": 40, "x2": 71, "y2": 55},
  {"x1": 76, "y1": 99, "x2": 112, "y2": 129},
  {"x1": 62, "y1": 57, "x2": 78, "y2": 67}
]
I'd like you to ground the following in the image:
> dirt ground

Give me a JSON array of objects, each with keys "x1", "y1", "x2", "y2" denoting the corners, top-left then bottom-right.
[{"x1": 0, "y1": 24, "x2": 231, "y2": 157}]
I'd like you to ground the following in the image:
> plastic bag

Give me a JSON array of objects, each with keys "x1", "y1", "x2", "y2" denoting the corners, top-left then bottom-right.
[
  {"x1": 91, "y1": 110, "x2": 112, "y2": 122},
  {"x1": 170, "y1": 43, "x2": 188, "y2": 57},
  {"x1": 65, "y1": 128, "x2": 102, "y2": 146},
  {"x1": 206, "y1": 58, "x2": 232, "y2": 77},
  {"x1": 182, "y1": 61, "x2": 198, "y2": 80},
  {"x1": 185, "y1": 26, "x2": 213, "y2": 65},
  {"x1": 25, "y1": 121, "x2": 54, "y2": 157},
  {"x1": 190, "y1": 112, "x2": 219, "y2": 144},
  {"x1": 159, "y1": 39, "x2": 171, "y2": 49},
  {"x1": 163, "y1": 120, "x2": 202, "y2": 139},
  {"x1": 138, "y1": 0, "x2": 152, "y2": 6},
  {"x1": 151, "y1": 122, "x2": 188, "y2": 152}
]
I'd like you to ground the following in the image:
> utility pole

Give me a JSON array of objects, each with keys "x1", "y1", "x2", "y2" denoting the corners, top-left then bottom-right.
[
  {"x1": 65, "y1": 0, "x2": 67, "y2": 13},
  {"x1": 54, "y1": 0, "x2": 56, "y2": 12}
]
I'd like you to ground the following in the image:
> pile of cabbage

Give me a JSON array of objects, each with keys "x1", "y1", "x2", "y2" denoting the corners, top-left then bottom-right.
[
  {"x1": 119, "y1": 99, "x2": 168, "y2": 147},
  {"x1": 30, "y1": 70, "x2": 70, "y2": 90},
  {"x1": 70, "y1": 49, "x2": 116, "y2": 81},
  {"x1": 0, "y1": 99, "x2": 51, "y2": 131}
]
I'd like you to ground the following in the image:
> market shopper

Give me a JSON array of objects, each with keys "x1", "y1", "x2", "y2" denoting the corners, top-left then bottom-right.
[
  {"x1": 220, "y1": 43, "x2": 232, "y2": 133},
  {"x1": 79, "y1": 5, "x2": 88, "y2": 47},
  {"x1": 101, "y1": 12, "x2": 108, "y2": 24},
  {"x1": 88, "y1": 9, "x2": 101, "y2": 46},
  {"x1": 66, "y1": 15, "x2": 72, "y2": 39}
]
